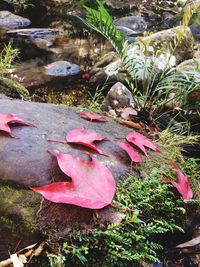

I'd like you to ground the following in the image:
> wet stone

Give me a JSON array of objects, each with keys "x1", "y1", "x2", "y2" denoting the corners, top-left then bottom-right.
[
  {"x1": 115, "y1": 16, "x2": 147, "y2": 35},
  {"x1": 0, "y1": 11, "x2": 31, "y2": 29}
]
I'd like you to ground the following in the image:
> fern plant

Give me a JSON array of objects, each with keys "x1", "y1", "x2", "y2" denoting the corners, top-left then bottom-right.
[
  {"x1": 49, "y1": 173, "x2": 185, "y2": 267},
  {"x1": 80, "y1": 0, "x2": 200, "y2": 129}
]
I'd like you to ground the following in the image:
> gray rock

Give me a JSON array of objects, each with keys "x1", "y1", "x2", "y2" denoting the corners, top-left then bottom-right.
[
  {"x1": 106, "y1": 0, "x2": 137, "y2": 9},
  {"x1": 189, "y1": 24, "x2": 200, "y2": 41},
  {"x1": 0, "y1": 11, "x2": 30, "y2": 29},
  {"x1": 0, "y1": 99, "x2": 135, "y2": 258},
  {"x1": 45, "y1": 61, "x2": 81, "y2": 77},
  {"x1": 115, "y1": 16, "x2": 147, "y2": 35},
  {"x1": 0, "y1": 99, "x2": 133, "y2": 188},
  {"x1": 102, "y1": 82, "x2": 133, "y2": 112}
]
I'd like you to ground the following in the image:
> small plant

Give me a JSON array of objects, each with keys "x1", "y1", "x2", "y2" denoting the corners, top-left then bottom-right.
[
  {"x1": 4, "y1": 0, "x2": 30, "y2": 10},
  {"x1": 0, "y1": 43, "x2": 18, "y2": 77}
]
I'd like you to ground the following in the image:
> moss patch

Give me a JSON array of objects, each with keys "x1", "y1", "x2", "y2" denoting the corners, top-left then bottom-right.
[
  {"x1": 0, "y1": 77, "x2": 29, "y2": 99},
  {"x1": 0, "y1": 184, "x2": 41, "y2": 233}
]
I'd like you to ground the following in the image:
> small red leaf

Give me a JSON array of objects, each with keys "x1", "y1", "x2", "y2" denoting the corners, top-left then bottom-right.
[
  {"x1": 0, "y1": 113, "x2": 35, "y2": 137},
  {"x1": 66, "y1": 127, "x2": 107, "y2": 155},
  {"x1": 79, "y1": 112, "x2": 108, "y2": 122},
  {"x1": 164, "y1": 169, "x2": 193, "y2": 200},
  {"x1": 32, "y1": 150, "x2": 116, "y2": 209},
  {"x1": 126, "y1": 131, "x2": 160, "y2": 156},
  {"x1": 115, "y1": 141, "x2": 142, "y2": 163}
]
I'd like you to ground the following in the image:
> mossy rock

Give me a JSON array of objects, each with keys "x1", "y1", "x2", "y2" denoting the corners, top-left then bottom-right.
[
  {"x1": 0, "y1": 184, "x2": 41, "y2": 259},
  {"x1": 0, "y1": 77, "x2": 29, "y2": 99}
]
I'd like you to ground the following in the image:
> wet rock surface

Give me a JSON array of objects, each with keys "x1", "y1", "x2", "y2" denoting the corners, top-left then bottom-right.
[{"x1": 0, "y1": 10, "x2": 31, "y2": 29}]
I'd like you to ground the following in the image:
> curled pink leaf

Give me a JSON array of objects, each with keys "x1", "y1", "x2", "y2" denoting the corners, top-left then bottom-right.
[
  {"x1": 126, "y1": 131, "x2": 160, "y2": 156},
  {"x1": 79, "y1": 112, "x2": 108, "y2": 122},
  {"x1": 164, "y1": 169, "x2": 193, "y2": 200},
  {"x1": 32, "y1": 149, "x2": 116, "y2": 209},
  {"x1": 115, "y1": 141, "x2": 142, "y2": 163},
  {"x1": 66, "y1": 127, "x2": 107, "y2": 155},
  {"x1": 0, "y1": 113, "x2": 35, "y2": 137}
]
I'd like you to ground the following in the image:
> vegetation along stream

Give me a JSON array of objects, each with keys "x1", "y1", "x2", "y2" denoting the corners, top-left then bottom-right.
[{"x1": 0, "y1": 0, "x2": 199, "y2": 267}]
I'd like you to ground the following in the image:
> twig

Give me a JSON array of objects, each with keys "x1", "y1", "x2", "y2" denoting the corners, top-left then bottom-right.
[{"x1": 110, "y1": 202, "x2": 134, "y2": 213}]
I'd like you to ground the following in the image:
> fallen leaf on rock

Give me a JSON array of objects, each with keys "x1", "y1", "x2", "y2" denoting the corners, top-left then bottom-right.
[
  {"x1": 66, "y1": 127, "x2": 108, "y2": 155},
  {"x1": 0, "y1": 113, "x2": 35, "y2": 137},
  {"x1": 115, "y1": 141, "x2": 142, "y2": 163},
  {"x1": 126, "y1": 131, "x2": 160, "y2": 156},
  {"x1": 121, "y1": 107, "x2": 138, "y2": 120},
  {"x1": 119, "y1": 119, "x2": 144, "y2": 131},
  {"x1": 79, "y1": 112, "x2": 108, "y2": 122},
  {"x1": 164, "y1": 168, "x2": 193, "y2": 200},
  {"x1": 32, "y1": 149, "x2": 116, "y2": 209}
]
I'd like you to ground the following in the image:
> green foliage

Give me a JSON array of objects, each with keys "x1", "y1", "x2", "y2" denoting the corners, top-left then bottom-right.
[
  {"x1": 4, "y1": 0, "x2": 30, "y2": 10},
  {"x1": 0, "y1": 43, "x2": 18, "y2": 77},
  {"x1": 48, "y1": 254, "x2": 66, "y2": 267},
  {"x1": 50, "y1": 173, "x2": 184, "y2": 266}
]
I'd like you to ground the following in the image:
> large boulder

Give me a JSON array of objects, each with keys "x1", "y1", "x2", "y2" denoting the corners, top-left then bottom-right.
[
  {"x1": 0, "y1": 99, "x2": 134, "y2": 258},
  {"x1": 141, "y1": 26, "x2": 195, "y2": 63}
]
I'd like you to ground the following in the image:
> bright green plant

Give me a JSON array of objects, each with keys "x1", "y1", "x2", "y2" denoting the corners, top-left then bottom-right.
[{"x1": 0, "y1": 43, "x2": 18, "y2": 77}]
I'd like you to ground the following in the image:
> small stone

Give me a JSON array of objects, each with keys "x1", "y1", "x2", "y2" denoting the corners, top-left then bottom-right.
[
  {"x1": 45, "y1": 61, "x2": 81, "y2": 77},
  {"x1": 0, "y1": 11, "x2": 30, "y2": 29},
  {"x1": 102, "y1": 82, "x2": 133, "y2": 112},
  {"x1": 115, "y1": 16, "x2": 147, "y2": 35}
]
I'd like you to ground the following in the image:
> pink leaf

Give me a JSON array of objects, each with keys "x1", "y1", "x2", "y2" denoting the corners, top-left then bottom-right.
[
  {"x1": 0, "y1": 113, "x2": 35, "y2": 137},
  {"x1": 32, "y1": 150, "x2": 116, "y2": 209},
  {"x1": 115, "y1": 141, "x2": 142, "y2": 163},
  {"x1": 121, "y1": 107, "x2": 138, "y2": 120},
  {"x1": 164, "y1": 169, "x2": 193, "y2": 200},
  {"x1": 126, "y1": 131, "x2": 160, "y2": 156},
  {"x1": 66, "y1": 127, "x2": 107, "y2": 155},
  {"x1": 79, "y1": 112, "x2": 108, "y2": 122}
]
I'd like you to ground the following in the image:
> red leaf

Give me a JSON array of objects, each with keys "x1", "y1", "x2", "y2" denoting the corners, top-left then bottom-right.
[
  {"x1": 66, "y1": 127, "x2": 107, "y2": 155},
  {"x1": 32, "y1": 149, "x2": 116, "y2": 209},
  {"x1": 0, "y1": 113, "x2": 35, "y2": 137},
  {"x1": 126, "y1": 131, "x2": 160, "y2": 156},
  {"x1": 82, "y1": 72, "x2": 90, "y2": 79},
  {"x1": 115, "y1": 141, "x2": 142, "y2": 163},
  {"x1": 164, "y1": 169, "x2": 193, "y2": 200},
  {"x1": 79, "y1": 112, "x2": 108, "y2": 122}
]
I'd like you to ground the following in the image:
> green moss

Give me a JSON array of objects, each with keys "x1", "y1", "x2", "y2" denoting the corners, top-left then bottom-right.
[
  {"x1": 0, "y1": 77, "x2": 29, "y2": 99},
  {"x1": 0, "y1": 184, "x2": 40, "y2": 232}
]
